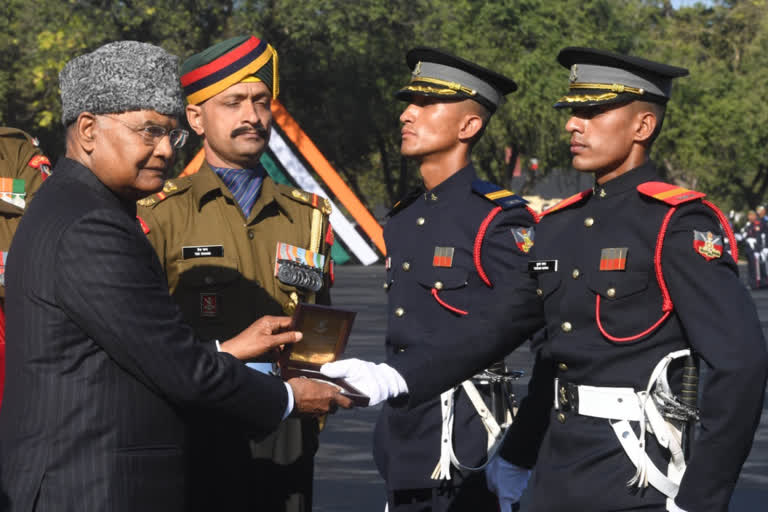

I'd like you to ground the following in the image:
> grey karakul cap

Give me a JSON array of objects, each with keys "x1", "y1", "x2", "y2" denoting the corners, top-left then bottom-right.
[{"x1": 59, "y1": 40, "x2": 185, "y2": 125}]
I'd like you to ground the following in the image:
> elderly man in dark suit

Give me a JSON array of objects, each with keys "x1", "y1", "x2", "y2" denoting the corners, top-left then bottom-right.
[{"x1": 0, "y1": 41, "x2": 352, "y2": 512}]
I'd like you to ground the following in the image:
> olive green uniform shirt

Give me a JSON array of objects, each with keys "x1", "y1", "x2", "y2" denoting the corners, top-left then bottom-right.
[
  {"x1": 0, "y1": 128, "x2": 49, "y2": 298},
  {"x1": 137, "y1": 161, "x2": 333, "y2": 349}
]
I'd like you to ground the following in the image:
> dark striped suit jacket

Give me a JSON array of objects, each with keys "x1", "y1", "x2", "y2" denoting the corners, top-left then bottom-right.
[{"x1": 0, "y1": 158, "x2": 288, "y2": 511}]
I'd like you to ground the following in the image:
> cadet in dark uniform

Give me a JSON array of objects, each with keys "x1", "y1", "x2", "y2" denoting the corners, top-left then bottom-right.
[
  {"x1": 0, "y1": 128, "x2": 50, "y2": 404},
  {"x1": 740, "y1": 210, "x2": 767, "y2": 288},
  {"x1": 327, "y1": 47, "x2": 768, "y2": 511},
  {"x1": 487, "y1": 48, "x2": 768, "y2": 512},
  {"x1": 138, "y1": 36, "x2": 335, "y2": 512},
  {"x1": 367, "y1": 47, "x2": 539, "y2": 511}
]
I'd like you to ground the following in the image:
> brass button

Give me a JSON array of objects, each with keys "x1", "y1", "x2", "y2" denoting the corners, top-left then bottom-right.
[
  {"x1": 247, "y1": 230, "x2": 254, "y2": 239},
  {"x1": 584, "y1": 217, "x2": 594, "y2": 227},
  {"x1": 572, "y1": 268, "x2": 580, "y2": 279},
  {"x1": 395, "y1": 345, "x2": 407, "y2": 354},
  {"x1": 394, "y1": 307, "x2": 405, "y2": 317},
  {"x1": 382, "y1": 282, "x2": 389, "y2": 290},
  {"x1": 402, "y1": 262, "x2": 411, "y2": 271},
  {"x1": 416, "y1": 217, "x2": 425, "y2": 226},
  {"x1": 558, "y1": 362, "x2": 568, "y2": 372},
  {"x1": 557, "y1": 413, "x2": 566, "y2": 424},
  {"x1": 606, "y1": 287, "x2": 616, "y2": 298},
  {"x1": 561, "y1": 321, "x2": 572, "y2": 333},
  {"x1": 536, "y1": 288, "x2": 543, "y2": 296},
  {"x1": 430, "y1": 193, "x2": 438, "y2": 202},
  {"x1": 434, "y1": 281, "x2": 444, "y2": 290}
]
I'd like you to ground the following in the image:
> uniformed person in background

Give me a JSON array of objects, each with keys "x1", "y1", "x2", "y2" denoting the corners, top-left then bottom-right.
[
  {"x1": 487, "y1": 47, "x2": 768, "y2": 511},
  {"x1": 739, "y1": 209, "x2": 768, "y2": 289},
  {"x1": 326, "y1": 47, "x2": 543, "y2": 512},
  {"x1": 137, "y1": 35, "x2": 334, "y2": 512},
  {"x1": 0, "y1": 128, "x2": 50, "y2": 404}
]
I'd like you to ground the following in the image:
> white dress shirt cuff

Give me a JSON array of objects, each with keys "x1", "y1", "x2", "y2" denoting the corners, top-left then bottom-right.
[{"x1": 282, "y1": 381, "x2": 295, "y2": 420}]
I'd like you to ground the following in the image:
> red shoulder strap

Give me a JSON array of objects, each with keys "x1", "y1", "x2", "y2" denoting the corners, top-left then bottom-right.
[
  {"x1": 637, "y1": 182, "x2": 705, "y2": 205},
  {"x1": 541, "y1": 189, "x2": 592, "y2": 217}
]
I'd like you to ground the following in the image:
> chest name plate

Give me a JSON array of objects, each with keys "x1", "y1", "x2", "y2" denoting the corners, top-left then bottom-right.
[
  {"x1": 528, "y1": 260, "x2": 558, "y2": 273},
  {"x1": 182, "y1": 245, "x2": 224, "y2": 259}
]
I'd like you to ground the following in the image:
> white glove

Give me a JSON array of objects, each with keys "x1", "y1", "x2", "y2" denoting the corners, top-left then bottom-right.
[
  {"x1": 320, "y1": 358, "x2": 408, "y2": 406},
  {"x1": 485, "y1": 455, "x2": 531, "y2": 507},
  {"x1": 668, "y1": 501, "x2": 687, "y2": 512}
]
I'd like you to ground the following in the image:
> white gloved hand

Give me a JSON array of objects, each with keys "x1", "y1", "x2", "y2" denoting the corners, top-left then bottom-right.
[
  {"x1": 667, "y1": 501, "x2": 687, "y2": 512},
  {"x1": 320, "y1": 358, "x2": 408, "y2": 407},
  {"x1": 485, "y1": 455, "x2": 531, "y2": 507}
]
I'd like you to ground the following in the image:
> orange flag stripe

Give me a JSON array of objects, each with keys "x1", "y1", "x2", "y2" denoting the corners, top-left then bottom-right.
[{"x1": 270, "y1": 100, "x2": 385, "y2": 254}]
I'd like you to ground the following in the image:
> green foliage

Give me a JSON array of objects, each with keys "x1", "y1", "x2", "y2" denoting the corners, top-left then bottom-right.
[{"x1": 1, "y1": 0, "x2": 766, "y2": 211}]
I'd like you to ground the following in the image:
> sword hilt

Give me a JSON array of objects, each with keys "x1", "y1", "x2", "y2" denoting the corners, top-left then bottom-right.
[
  {"x1": 680, "y1": 354, "x2": 698, "y2": 461},
  {"x1": 680, "y1": 355, "x2": 698, "y2": 410}
]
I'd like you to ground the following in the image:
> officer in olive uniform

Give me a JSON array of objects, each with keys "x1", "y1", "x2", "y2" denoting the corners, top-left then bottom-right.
[
  {"x1": 0, "y1": 127, "x2": 50, "y2": 403},
  {"x1": 138, "y1": 36, "x2": 332, "y2": 512},
  {"x1": 371, "y1": 47, "x2": 541, "y2": 512},
  {"x1": 488, "y1": 48, "x2": 768, "y2": 512}
]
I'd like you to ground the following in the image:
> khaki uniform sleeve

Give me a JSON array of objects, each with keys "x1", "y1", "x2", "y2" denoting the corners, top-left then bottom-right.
[{"x1": 316, "y1": 212, "x2": 333, "y2": 306}]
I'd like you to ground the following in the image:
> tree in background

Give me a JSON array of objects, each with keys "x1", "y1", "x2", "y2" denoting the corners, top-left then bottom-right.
[{"x1": 1, "y1": 0, "x2": 765, "y2": 211}]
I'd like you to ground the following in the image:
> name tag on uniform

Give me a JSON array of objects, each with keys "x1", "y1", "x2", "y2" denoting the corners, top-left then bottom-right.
[
  {"x1": 182, "y1": 245, "x2": 224, "y2": 259},
  {"x1": 528, "y1": 260, "x2": 558, "y2": 273}
]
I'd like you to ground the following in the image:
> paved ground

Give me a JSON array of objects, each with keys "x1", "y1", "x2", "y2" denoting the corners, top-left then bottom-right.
[{"x1": 313, "y1": 265, "x2": 768, "y2": 511}]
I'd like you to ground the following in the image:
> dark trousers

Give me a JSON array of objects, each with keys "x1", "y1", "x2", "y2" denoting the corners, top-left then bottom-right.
[
  {"x1": 187, "y1": 417, "x2": 318, "y2": 512},
  {"x1": 247, "y1": 417, "x2": 319, "y2": 512},
  {"x1": 387, "y1": 473, "x2": 498, "y2": 512}
]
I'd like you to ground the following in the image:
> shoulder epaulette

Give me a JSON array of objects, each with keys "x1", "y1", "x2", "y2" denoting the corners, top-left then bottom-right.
[
  {"x1": 637, "y1": 182, "x2": 705, "y2": 205},
  {"x1": 0, "y1": 127, "x2": 33, "y2": 143},
  {"x1": 136, "y1": 178, "x2": 191, "y2": 208},
  {"x1": 541, "y1": 189, "x2": 593, "y2": 217},
  {"x1": 281, "y1": 187, "x2": 332, "y2": 215},
  {"x1": 387, "y1": 188, "x2": 422, "y2": 217},
  {"x1": 471, "y1": 179, "x2": 527, "y2": 209}
]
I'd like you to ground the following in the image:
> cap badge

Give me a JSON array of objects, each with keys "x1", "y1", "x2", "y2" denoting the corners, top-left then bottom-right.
[
  {"x1": 693, "y1": 230, "x2": 722, "y2": 261},
  {"x1": 413, "y1": 61, "x2": 422, "y2": 77},
  {"x1": 569, "y1": 64, "x2": 579, "y2": 83}
]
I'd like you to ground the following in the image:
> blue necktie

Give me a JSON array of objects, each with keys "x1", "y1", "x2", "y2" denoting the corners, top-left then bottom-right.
[
  {"x1": 212, "y1": 165, "x2": 266, "y2": 219},
  {"x1": 211, "y1": 165, "x2": 272, "y2": 374}
]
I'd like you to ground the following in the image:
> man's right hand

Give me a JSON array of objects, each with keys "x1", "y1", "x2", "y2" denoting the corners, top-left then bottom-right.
[
  {"x1": 220, "y1": 315, "x2": 302, "y2": 361},
  {"x1": 287, "y1": 377, "x2": 354, "y2": 416}
]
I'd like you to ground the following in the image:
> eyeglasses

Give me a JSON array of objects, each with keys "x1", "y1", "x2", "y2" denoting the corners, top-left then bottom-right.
[{"x1": 102, "y1": 115, "x2": 189, "y2": 150}]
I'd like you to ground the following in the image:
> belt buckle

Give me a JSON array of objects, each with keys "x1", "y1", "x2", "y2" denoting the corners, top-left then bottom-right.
[{"x1": 558, "y1": 382, "x2": 579, "y2": 413}]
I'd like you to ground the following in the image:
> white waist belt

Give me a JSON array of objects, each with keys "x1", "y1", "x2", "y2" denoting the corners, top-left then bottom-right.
[{"x1": 554, "y1": 349, "x2": 692, "y2": 511}]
